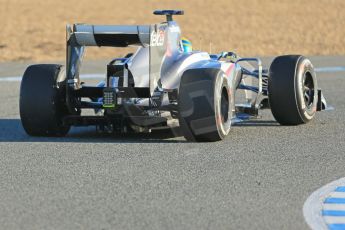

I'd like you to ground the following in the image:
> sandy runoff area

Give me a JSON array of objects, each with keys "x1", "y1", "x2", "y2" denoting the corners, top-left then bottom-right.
[{"x1": 0, "y1": 0, "x2": 344, "y2": 62}]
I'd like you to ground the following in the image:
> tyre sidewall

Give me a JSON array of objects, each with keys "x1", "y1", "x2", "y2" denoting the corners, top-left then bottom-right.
[
  {"x1": 295, "y1": 58, "x2": 318, "y2": 122},
  {"x1": 214, "y1": 72, "x2": 231, "y2": 139}
]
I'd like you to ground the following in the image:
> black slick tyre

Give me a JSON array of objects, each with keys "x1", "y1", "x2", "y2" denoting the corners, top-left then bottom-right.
[
  {"x1": 178, "y1": 68, "x2": 231, "y2": 142},
  {"x1": 20, "y1": 64, "x2": 70, "y2": 136},
  {"x1": 268, "y1": 55, "x2": 318, "y2": 125}
]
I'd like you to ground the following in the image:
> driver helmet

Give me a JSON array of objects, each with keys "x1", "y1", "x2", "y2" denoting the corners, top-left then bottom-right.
[{"x1": 181, "y1": 37, "x2": 193, "y2": 53}]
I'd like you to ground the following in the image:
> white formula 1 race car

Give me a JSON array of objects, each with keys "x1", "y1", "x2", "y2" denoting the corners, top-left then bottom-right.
[{"x1": 20, "y1": 10, "x2": 327, "y2": 142}]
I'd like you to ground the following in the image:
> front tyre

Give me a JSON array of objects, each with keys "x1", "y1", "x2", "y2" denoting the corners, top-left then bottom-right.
[
  {"x1": 268, "y1": 55, "x2": 318, "y2": 125},
  {"x1": 178, "y1": 68, "x2": 231, "y2": 142},
  {"x1": 20, "y1": 64, "x2": 70, "y2": 136}
]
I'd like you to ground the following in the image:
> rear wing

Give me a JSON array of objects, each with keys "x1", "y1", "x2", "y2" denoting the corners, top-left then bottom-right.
[
  {"x1": 70, "y1": 24, "x2": 151, "y2": 47},
  {"x1": 65, "y1": 23, "x2": 175, "y2": 96},
  {"x1": 66, "y1": 24, "x2": 151, "y2": 89}
]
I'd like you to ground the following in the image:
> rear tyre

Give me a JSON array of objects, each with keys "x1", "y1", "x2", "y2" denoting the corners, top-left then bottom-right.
[
  {"x1": 268, "y1": 55, "x2": 318, "y2": 125},
  {"x1": 20, "y1": 64, "x2": 70, "y2": 136},
  {"x1": 178, "y1": 68, "x2": 231, "y2": 142}
]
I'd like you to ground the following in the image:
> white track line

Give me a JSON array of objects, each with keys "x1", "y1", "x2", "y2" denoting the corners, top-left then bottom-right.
[
  {"x1": 327, "y1": 192, "x2": 345, "y2": 199},
  {"x1": 324, "y1": 204, "x2": 345, "y2": 211},
  {"x1": 323, "y1": 216, "x2": 345, "y2": 224},
  {"x1": 0, "y1": 73, "x2": 105, "y2": 82},
  {"x1": 315, "y1": 67, "x2": 345, "y2": 73},
  {"x1": 303, "y1": 177, "x2": 345, "y2": 230},
  {"x1": 0, "y1": 66, "x2": 344, "y2": 82}
]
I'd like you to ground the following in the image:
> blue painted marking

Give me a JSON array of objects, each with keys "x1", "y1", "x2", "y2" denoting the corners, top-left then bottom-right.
[
  {"x1": 323, "y1": 210, "x2": 345, "y2": 216},
  {"x1": 335, "y1": 187, "x2": 345, "y2": 192},
  {"x1": 325, "y1": 198, "x2": 345, "y2": 204},
  {"x1": 328, "y1": 224, "x2": 345, "y2": 230},
  {"x1": 235, "y1": 113, "x2": 252, "y2": 120}
]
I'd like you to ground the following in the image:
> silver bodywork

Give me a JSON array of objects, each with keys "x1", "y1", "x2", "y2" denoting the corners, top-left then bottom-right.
[{"x1": 65, "y1": 17, "x2": 265, "y2": 123}]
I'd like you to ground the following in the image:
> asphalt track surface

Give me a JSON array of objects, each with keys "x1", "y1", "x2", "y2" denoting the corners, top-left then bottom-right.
[{"x1": 0, "y1": 56, "x2": 344, "y2": 230}]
